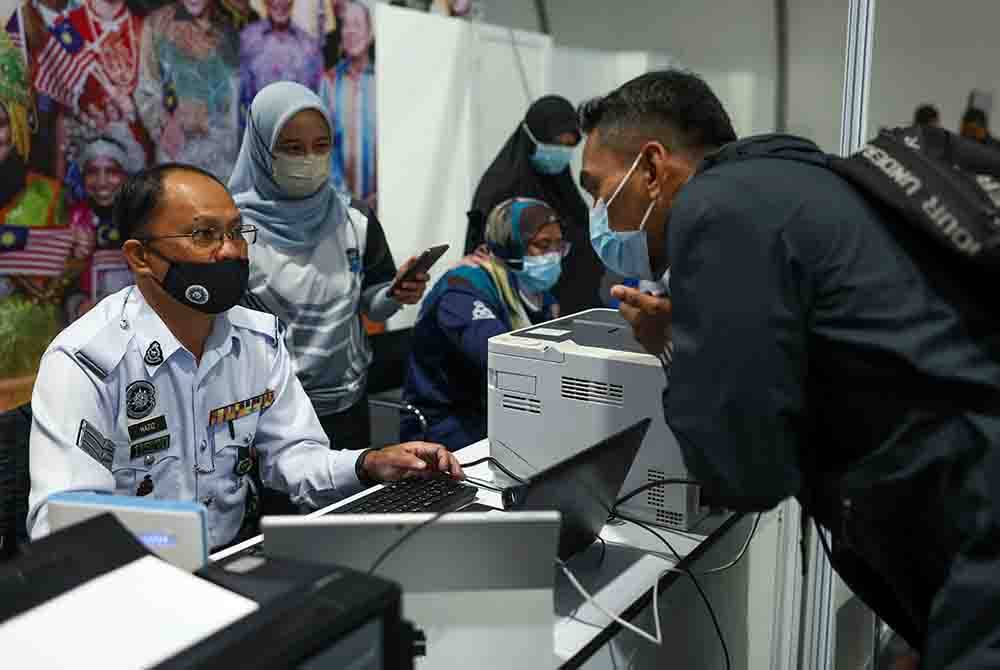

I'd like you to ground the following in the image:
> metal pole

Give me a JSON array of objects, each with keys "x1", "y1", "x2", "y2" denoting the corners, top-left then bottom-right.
[
  {"x1": 775, "y1": 0, "x2": 789, "y2": 132},
  {"x1": 839, "y1": 0, "x2": 876, "y2": 156},
  {"x1": 801, "y1": 4, "x2": 877, "y2": 669}
]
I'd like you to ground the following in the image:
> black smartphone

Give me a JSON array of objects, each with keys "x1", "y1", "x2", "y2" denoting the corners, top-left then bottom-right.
[{"x1": 391, "y1": 243, "x2": 450, "y2": 293}]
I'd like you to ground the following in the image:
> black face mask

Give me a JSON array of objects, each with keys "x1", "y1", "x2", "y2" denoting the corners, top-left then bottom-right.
[{"x1": 156, "y1": 256, "x2": 249, "y2": 314}]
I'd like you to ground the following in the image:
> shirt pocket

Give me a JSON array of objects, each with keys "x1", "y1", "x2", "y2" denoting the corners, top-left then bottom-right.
[
  {"x1": 108, "y1": 430, "x2": 146, "y2": 492},
  {"x1": 111, "y1": 444, "x2": 142, "y2": 493},
  {"x1": 209, "y1": 413, "x2": 261, "y2": 488},
  {"x1": 112, "y1": 444, "x2": 180, "y2": 497}
]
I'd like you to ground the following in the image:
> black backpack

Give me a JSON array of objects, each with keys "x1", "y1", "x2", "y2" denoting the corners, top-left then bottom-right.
[{"x1": 829, "y1": 125, "x2": 1000, "y2": 275}]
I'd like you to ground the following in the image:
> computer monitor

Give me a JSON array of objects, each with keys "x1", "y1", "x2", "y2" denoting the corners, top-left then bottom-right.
[
  {"x1": 261, "y1": 511, "x2": 562, "y2": 670},
  {"x1": 504, "y1": 418, "x2": 650, "y2": 560},
  {"x1": 262, "y1": 511, "x2": 559, "y2": 593}
]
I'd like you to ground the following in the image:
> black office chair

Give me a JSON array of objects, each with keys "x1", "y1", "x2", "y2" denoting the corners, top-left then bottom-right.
[
  {"x1": 366, "y1": 327, "x2": 428, "y2": 445},
  {"x1": 368, "y1": 395, "x2": 428, "y2": 444},
  {"x1": 0, "y1": 404, "x2": 32, "y2": 561}
]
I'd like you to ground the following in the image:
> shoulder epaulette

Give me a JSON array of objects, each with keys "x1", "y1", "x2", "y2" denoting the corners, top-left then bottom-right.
[
  {"x1": 72, "y1": 318, "x2": 134, "y2": 380},
  {"x1": 228, "y1": 305, "x2": 282, "y2": 347}
]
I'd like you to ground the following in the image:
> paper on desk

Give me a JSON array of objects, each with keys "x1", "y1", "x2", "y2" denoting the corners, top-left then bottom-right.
[{"x1": 2, "y1": 555, "x2": 258, "y2": 669}]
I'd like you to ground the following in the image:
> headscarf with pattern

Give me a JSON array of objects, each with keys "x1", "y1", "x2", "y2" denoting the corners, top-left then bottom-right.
[{"x1": 478, "y1": 197, "x2": 558, "y2": 330}]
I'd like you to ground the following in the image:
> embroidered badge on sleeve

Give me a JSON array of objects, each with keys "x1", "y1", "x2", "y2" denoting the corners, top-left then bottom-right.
[{"x1": 76, "y1": 419, "x2": 116, "y2": 472}]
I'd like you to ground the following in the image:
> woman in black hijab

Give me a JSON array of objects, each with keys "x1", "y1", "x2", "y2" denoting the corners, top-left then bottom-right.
[{"x1": 468, "y1": 95, "x2": 603, "y2": 314}]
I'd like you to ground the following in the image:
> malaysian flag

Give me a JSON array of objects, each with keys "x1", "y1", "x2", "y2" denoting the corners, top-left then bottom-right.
[
  {"x1": 0, "y1": 225, "x2": 74, "y2": 277},
  {"x1": 32, "y1": 19, "x2": 96, "y2": 110},
  {"x1": 92, "y1": 248, "x2": 126, "y2": 269}
]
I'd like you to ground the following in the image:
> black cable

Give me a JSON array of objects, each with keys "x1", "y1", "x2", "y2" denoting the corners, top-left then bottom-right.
[
  {"x1": 459, "y1": 456, "x2": 527, "y2": 483},
  {"x1": 814, "y1": 517, "x2": 835, "y2": 565},
  {"x1": 366, "y1": 463, "x2": 631, "y2": 578},
  {"x1": 613, "y1": 511, "x2": 678, "y2": 562},
  {"x1": 614, "y1": 510, "x2": 731, "y2": 670},
  {"x1": 614, "y1": 477, "x2": 699, "y2": 508},
  {"x1": 532, "y1": 0, "x2": 550, "y2": 35},
  {"x1": 595, "y1": 534, "x2": 607, "y2": 568},
  {"x1": 367, "y1": 509, "x2": 450, "y2": 576},
  {"x1": 800, "y1": 512, "x2": 811, "y2": 578}
]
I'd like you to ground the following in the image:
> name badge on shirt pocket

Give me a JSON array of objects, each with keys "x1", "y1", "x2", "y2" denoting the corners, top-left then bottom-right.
[
  {"x1": 128, "y1": 415, "x2": 167, "y2": 441},
  {"x1": 130, "y1": 434, "x2": 170, "y2": 460}
]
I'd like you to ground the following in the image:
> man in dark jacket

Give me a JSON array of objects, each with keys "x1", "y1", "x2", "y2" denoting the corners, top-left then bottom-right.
[{"x1": 579, "y1": 69, "x2": 1000, "y2": 668}]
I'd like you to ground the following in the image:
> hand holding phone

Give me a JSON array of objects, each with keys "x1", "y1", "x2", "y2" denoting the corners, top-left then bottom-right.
[{"x1": 390, "y1": 243, "x2": 449, "y2": 303}]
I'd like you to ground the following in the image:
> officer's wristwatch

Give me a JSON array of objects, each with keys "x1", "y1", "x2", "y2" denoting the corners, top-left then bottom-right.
[{"x1": 355, "y1": 448, "x2": 378, "y2": 486}]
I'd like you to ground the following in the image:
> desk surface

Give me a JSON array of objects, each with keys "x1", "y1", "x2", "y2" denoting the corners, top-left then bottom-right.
[{"x1": 209, "y1": 439, "x2": 740, "y2": 669}]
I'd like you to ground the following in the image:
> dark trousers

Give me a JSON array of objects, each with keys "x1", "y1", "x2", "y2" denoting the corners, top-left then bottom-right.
[{"x1": 319, "y1": 398, "x2": 372, "y2": 452}]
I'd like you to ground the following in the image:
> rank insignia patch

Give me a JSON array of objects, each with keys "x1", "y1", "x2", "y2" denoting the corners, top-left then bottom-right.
[
  {"x1": 76, "y1": 419, "x2": 115, "y2": 472},
  {"x1": 144, "y1": 341, "x2": 164, "y2": 366}
]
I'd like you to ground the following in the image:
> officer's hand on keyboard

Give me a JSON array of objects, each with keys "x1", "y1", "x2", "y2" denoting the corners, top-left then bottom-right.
[{"x1": 362, "y1": 442, "x2": 465, "y2": 483}]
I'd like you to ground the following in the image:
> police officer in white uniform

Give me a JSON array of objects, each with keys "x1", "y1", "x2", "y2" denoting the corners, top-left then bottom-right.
[{"x1": 27, "y1": 163, "x2": 464, "y2": 549}]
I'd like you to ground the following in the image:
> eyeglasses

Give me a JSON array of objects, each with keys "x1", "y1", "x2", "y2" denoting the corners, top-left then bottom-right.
[{"x1": 137, "y1": 224, "x2": 258, "y2": 249}]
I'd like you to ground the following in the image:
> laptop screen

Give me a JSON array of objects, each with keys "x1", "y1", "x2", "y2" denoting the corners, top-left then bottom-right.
[{"x1": 508, "y1": 418, "x2": 650, "y2": 559}]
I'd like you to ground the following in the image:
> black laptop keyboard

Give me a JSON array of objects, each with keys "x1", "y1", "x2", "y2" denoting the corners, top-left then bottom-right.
[{"x1": 331, "y1": 477, "x2": 478, "y2": 515}]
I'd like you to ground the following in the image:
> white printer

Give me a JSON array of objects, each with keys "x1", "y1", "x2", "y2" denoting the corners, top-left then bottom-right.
[{"x1": 487, "y1": 308, "x2": 709, "y2": 530}]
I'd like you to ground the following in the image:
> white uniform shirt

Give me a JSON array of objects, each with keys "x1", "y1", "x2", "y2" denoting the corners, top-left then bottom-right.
[{"x1": 27, "y1": 287, "x2": 366, "y2": 549}]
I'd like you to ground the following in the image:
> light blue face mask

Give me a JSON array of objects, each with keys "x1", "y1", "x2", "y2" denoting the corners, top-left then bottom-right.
[
  {"x1": 514, "y1": 252, "x2": 562, "y2": 293},
  {"x1": 523, "y1": 123, "x2": 575, "y2": 175},
  {"x1": 589, "y1": 151, "x2": 655, "y2": 280}
]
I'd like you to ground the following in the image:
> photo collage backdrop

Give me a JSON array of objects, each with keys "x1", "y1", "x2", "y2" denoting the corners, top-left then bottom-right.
[{"x1": 0, "y1": 0, "x2": 478, "y2": 408}]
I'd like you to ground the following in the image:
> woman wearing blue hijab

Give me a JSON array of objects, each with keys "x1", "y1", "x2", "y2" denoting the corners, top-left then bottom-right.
[
  {"x1": 402, "y1": 198, "x2": 566, "y2": 451},
  {"x1": 230, "y1": 81, "x2": 427, "y2": 451}
]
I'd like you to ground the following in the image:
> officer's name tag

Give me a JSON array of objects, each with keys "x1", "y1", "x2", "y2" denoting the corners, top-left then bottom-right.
[
  {"x1": 128, "y1": 415, "x2": 167, "y2": 441},
  {"x1": 208, "y1": 389, "x2": 275, "y2": 426},
  {"x1": 130, "y1": 434, "x2": 170, "y2": 460}
]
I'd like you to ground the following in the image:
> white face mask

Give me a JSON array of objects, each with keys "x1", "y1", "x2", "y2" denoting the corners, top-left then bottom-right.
[{"x1": 271, "y1": 151, "x2": 331, "y2": 199}]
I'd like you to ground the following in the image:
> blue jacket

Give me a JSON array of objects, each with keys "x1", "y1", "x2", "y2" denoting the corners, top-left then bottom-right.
[
  {"x1": 401, "y1": 266, "x2": 555, "y2": 451},
  {"x1": 666, "y1": 134, "x2": 1000, "y2": 665}
]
